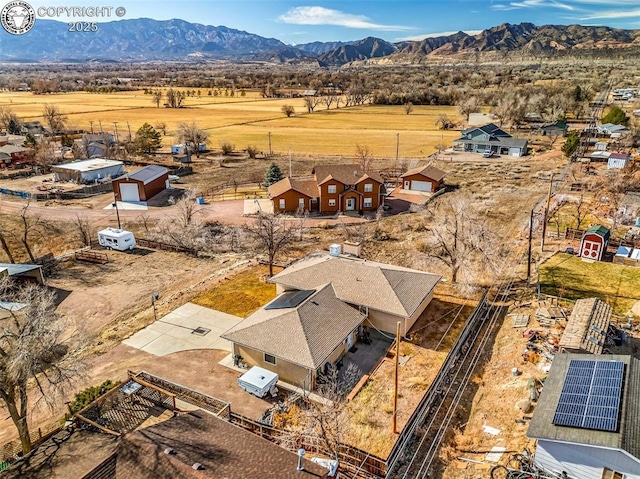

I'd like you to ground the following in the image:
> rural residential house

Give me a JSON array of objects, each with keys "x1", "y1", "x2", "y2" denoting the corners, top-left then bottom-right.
[
  {"x1": 558, "y1": 298, "x2": 612, "y2": 355},
  {"x1": 540, "y1": 121, "x2": 568, "y2": 137},
  {"x1": 598, "y1": 123, "x2": 628, "y2": 137},
  {"x1": 52, "y1": 158, "x2": 124, "y2": 183},
  {"x1": 222, "y1": 252, "x2": 441, "y2": 388},
  {"x1": 268, "y1": 164, "x2": 384, "y2": 214},
  {"x1": 0, "y1": 144, "x2": 32, "y2": 168},
  {"x1": 580, "y1": 225, "x2": 611, "y2": 261},
  {"x1": 453, "y1": 123, "x2": 528, "y2": 157},
  {"x1": 113, "y1": 165, "x2": 169, "y2": 203},
  {"x1": 527, "y1": 353, "x2": 640, "y2": 479},
  {"x1": 399, "y1": 165, "x2": 445, "y2": 193}
]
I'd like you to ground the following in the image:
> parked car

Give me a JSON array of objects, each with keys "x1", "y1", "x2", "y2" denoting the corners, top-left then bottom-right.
[{"x1": 482, "y1": 150, "x2": 495, "y2": 158}]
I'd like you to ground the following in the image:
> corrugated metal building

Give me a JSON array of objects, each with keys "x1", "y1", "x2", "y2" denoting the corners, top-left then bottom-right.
[{"x1": 52, "y1": 158, "x2": 124, "y2": 183}]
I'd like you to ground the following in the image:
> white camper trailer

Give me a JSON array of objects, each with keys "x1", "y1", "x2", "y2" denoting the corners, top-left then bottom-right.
[
  {"x1": 237, "y1": 366, "x2": 278, "y2": 398},
  {"x1": 97, "y1": 228, "x2": 136, "y2": 251}
]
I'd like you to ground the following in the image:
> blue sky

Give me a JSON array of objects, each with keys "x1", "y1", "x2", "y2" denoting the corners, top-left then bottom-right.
[{"x1": 23, "y1": 0, "x2": 640, "y2": 43}]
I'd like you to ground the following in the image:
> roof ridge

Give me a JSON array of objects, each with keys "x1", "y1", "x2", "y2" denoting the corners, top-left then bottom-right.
[{"x1": 379, "y1": 268, "x2": 409, "y2": 316}]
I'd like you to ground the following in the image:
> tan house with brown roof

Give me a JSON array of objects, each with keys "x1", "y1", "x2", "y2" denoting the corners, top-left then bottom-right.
[
  {"x1": 222, "y1": 283, "x2": 365, "y2": 388},
  {"x1": 267, "y1": 164, "x2": 384, "y2": 214},
  {"x1": 222, "y1": 252, "x2": 441, "y2": 389}
]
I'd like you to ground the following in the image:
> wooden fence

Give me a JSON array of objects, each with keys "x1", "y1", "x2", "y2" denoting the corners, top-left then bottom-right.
[
  {"x1": 0, "y1": 421, "x2": 63, "y2": 467},
  {"x1": 229, "y1": 412, "x2": 386, "y2": 478},
  {"x1": 128, "y1": 371, "x2": 231, "y2": 419},
  {"x1": 136, "y1": 237, "x2": 197, "y2": 257}
]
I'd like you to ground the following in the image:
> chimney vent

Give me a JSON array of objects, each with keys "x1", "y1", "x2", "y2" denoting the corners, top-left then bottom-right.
[{"x1": 192, "y1": 463, "x2": 203, "y2": 471}]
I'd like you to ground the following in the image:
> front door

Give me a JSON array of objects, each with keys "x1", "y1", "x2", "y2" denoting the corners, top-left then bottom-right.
[
  {"x1": 404, "y1": 180, "x2": 410, "y2": 189},
  {"x1": 346, "y1": 198, "x2": 356, "y2": 211}
]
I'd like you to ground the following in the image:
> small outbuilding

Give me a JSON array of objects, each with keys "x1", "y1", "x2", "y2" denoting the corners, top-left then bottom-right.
[
  {"x1": 540, "y1": 120, "x2": 568, "y2": 137},
  {"x1": 52, "y1": 158, "x2": 124, "y2": 183},
  {"x1": 607, "y1": 153, "x2": 631, "y2": 170},
  {"x1": 113, "y1": 165, "x2": 169, "y2": 203},
  {"x1": 0, "y1": 263, "x2": 45, "y2": 284},
  {"x1": 400, "y1": 165, "x2": 445, "y2": 193},
  {"x1": 580, "y1": 225, "x2": 610, "y2": 261}
]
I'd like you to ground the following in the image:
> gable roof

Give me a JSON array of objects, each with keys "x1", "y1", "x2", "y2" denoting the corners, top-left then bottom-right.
[
  {"x1": 313, "y1": 164, "x2": 382, "y2": 186},
  {"x1": 117, "y1": 165, "x2": 168, "y2": 185},
  {"x1": 584, "y1": 225, "x2": 610, "y2": 241},
  {"x1": 541, "y1": 121, "x2": 568, "y2": 130},
  {"x1": 461, "y1": 123, "x2": 511, "y2": 138},
  {"x1": 270, "y1": 253, "x2": 441, "y2": 318},
  {"x1": 222, "y1": 283, "x2": 364, "y2": 369},
  {"x1": 400, "y1": 165, "x2": 446, "y2": 182},
  {"x1": 558, "y1": 298, "x2": 612, "y2": 354},
  {"x1": 527, "y1": 354, "x2": 640, "y2": 460},
  {"x1": 268, "y1": 177, "x2": 319, "y2": 198},
  {"x1": 0, "y1": 144, "x2": 29, "y2": 154}
]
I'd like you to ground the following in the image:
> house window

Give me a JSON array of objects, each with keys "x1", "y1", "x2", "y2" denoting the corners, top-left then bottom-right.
[
  {"x1": 602, "y1": 469, "x2": 624, "y2": 479},
  {"x1": 298, "y1": 198, "x2": 305, "y2": 208},
  {"x1": 264, "y1": 353, "x2": 276, "y2": 365},
  {"x1": 279, "y1": 199, "x2": 285, "y2": 209},
  {"x1": 328, "y1": 199, "x2": 336, "y2": 207},
  {"x1": 364, "y1": 183, "x2": 373, "y2": 192},
  {"x1": 328, "y1": 185, "x2": 337, "y2": 194},
  {"x1": 364, "y1": 198, "x2": 372, "y2": 208}
]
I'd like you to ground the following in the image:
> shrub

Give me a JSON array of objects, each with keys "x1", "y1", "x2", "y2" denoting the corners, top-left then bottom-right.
[
  {"x1": 247, "y1": 145, "x2": 259, "y2": 159},
  {"x1": 68, "y1": 380, "x2": 116, "y2": 414},
  {"x1": 220, "y1": 141, "x2": 236, "y2": 155}
]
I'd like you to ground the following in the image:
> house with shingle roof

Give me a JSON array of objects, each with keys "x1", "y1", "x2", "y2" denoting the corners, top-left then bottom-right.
[
  {"x1": 453, "y1": 123, "x2": 528, "y2": 157},
  {"x1": 399, "y1": 165, "x2": 445, "y2": 193},
  {"x1": 267, "y1": 164, "x2": 384, "y2": 214},
  {"x1": 222, "y1": 252, "x2": 441, "y2": 388}
]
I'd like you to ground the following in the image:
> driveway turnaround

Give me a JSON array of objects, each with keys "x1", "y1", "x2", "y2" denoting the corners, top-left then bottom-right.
[{"x1": 123, "y1": 302, "x2": 243, "y2": 356}]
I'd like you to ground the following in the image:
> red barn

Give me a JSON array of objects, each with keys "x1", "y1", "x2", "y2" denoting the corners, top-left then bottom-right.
[
  {"x1": 580, "y1": 225, "x2": 610, "y2": 261},
  {"x1": 113, "y1": 165, "x2": 169, "y2": 203}
]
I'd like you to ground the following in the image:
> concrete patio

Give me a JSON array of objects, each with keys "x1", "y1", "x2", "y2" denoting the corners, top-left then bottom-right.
[{"x1": 123, "y1": 302, "x2": 243, "y2": 356}]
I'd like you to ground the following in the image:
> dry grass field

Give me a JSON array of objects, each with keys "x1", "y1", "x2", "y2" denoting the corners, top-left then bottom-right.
[{"x1": 0, "y1": 90, "x2": 461, "y2": 157}]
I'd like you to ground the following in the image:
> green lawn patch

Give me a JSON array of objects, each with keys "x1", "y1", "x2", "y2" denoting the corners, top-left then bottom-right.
[
  {"x1": 192, "y1": 266, "x2": 277, "y2": 317},
  {"x1": 539, "y1": 253, "x2": 640, "y2": 315}
]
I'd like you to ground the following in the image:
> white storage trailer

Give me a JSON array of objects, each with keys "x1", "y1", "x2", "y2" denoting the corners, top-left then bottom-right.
[
  {"x1": 97, "y1": 228, "x2": 136, "y2": 251},
  {"x1": 237, "y1": 366, "x2": 278, "y2": 398}
]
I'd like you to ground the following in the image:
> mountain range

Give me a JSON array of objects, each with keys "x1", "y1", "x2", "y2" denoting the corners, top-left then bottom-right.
[{"x1": 1, "y1": 19, "x2": 640, "y2": 64}]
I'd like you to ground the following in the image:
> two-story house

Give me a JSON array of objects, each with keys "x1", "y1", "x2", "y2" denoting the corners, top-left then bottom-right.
[
  {"x1": 453, "y1": 122, "x2": 528, "y2": 157},
  {"x1": 268, "y1": 164, "x2": 384, "y2": 214}
]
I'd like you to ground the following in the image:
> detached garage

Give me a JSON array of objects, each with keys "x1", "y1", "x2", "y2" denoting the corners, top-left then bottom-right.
[
  {"x1": 113, "y1": 165, "x2": 169, "y2": 203},
  {"x1": 400, "y1": 165, "x2": 446, "y2": 193}
]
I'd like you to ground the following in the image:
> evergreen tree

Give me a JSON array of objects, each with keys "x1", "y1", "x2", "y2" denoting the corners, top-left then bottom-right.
[
  {"x1": 602, "y1": 106, "x2": 629, "y2": 126},
  {"x1": 134, "y1": 122, "x2": 162, "y2": 154},
  {"x1": 561, "y1": 130, "x2": 580, "y2": 158},
  {"x1": 264, "y1": 162, "x2": 284, "y2": 187},
  {"x1": 7, "y1": 118, "x2": 21, "y2": 135},
  {"x1": 23, "y1": 133, "x2": 37, "y2": 150}
]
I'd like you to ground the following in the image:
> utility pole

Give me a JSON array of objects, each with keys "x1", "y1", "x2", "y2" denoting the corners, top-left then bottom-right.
[
  {"x1": 126, "y1": 122, "x2": 132, "y2": 142},
  {"x1": 541, "y1": 173, "x2": 554, "y2": 252},
  {"x1": 113, "y1": 122, "x2": 119, "y2": 143},
  {"x1": 395, "y1": 132, "x2": 400, "y2": 173},
  {"x1": 392, "y1": 321, "x2": 401, "y2": 434},
  {"x1": 527, "y1": 208, "x2": 534, "y2": 283},
  {"x1": 112, "y1": 192, "x2": 121, "y2": 229},
  {"x1": 98, "y1": 120, "x2": 103, "y2": 134},
  {"x1": 268, "y1": 132, "x2": 272, "y2": 157},
  {"x1": 89, "y1": 120, "x2": 94, "y2": 134},
  {"x1": 289, "y1": 148, "x2": 292, "y2": 178}
]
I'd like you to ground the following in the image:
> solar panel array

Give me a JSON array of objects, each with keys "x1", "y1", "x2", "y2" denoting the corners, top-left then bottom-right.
[
  {"x1": 265, "y1": 289, "x2": 315, "y2": 310},
  {"x1": 552, "y1": 359, "x2": 625, "y2": 432}
]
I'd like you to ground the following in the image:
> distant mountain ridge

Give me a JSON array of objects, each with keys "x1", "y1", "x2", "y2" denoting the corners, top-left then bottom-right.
[{"x1": 1, "y1": 18, "x2": 639, "y2": 63}]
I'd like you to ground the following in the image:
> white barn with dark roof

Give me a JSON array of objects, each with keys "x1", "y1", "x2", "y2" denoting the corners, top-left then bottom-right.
[
  {"x1": 527, "y1": 354, "x2": 640, "y2": 479},
  {"x1": 113, "y1": 165, "x2": 169, "y2": 203}
]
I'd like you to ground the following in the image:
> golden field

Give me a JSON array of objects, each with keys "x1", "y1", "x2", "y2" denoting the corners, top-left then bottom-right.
[{"x1": 0, "y1": 90, "x2": 461, "y2": 157}]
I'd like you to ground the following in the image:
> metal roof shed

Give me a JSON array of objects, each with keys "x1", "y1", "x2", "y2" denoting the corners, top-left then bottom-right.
[{"x1": 52, "y1": 158, "x2": 124, "y2": 183}]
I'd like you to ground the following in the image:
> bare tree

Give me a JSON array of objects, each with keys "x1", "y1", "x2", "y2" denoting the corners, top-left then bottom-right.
[
  {"x1": 0, "y1": 106, "x2": 21, "y2": 132},
  {"x1": 151, "y1": 89, "x2": 163, "y2": 108},
  {"x1": 0, "y1": 216, "x2": 16, "y2": 263},
  {"x1": 19, "y1": 200, "x2": 46, "y2": 263},
  {"x1": 243, "y1": 213, "x2": 297, "y2": 277},
  {"x1": 173, "y1": 191, "x2": 198, "y2": 228},
  {"x1": 457, "y1": 96, "x2": 480, "y2": 120},
  {"x1": 434, "y1": 114, "x2": 453, "y2": 130},
  {"x1": 303, "y1": 96, "x2": 321, "y2": 113},
  {"x1": 404, "y1": 102, "x2": 414, "y2": 115},
  {"x1": 177, "y1": 121, "x2": 208, "y2": 157},
  {"x1": 355, "y1": 144, "x2": 373, "y2": 172},
  {"x1": 571, "y1": 195, "x2": 588, "y2": 230},
  {"x1": 422, "y1": 193, "x2": 500, "y2": 283},
  {"x1": 281, "y1": 104, "x2": 295, "y2": 117},
  {"x1": 165, "y1": 88, "x2": 185, "y2": 108},
  {"x1": 0, "y1": 278, "x2": 81, "y2": 454},
  {"x1": 33, "y1": 138, "x2": 57, "y2": 172},
  {"x1": 42, "y1": 104, "x2": 67, "y2": 134},
  {"x1": 323, "y1": 94, "x2": 336, "y2": 110},
  {"x1": 73, "y1": 214, "x2": 92, "y2": 247}
]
